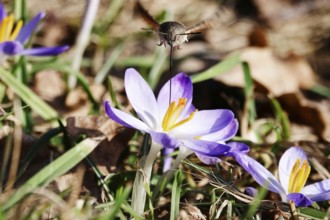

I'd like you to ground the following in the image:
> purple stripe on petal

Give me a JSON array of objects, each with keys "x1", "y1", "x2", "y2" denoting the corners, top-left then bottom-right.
[
  {"x1": 304, "y1": 191, "x2": 330, "y2": 202},
  {"x1": 162, "y1": 148, "x2": 174, "y2": 172},
  {"x1": 124, "y1": 68, "x2": 160, "y2": 129},
  {"x1": 104, "y1": 101, "x2": 150, "y2": 132},
  {"x1": 19, "y1": 45, "x2": 69, "y2": 56},
  {"x1": 0, "y1": 41, "x2": 23, "y2": 55},
  {"x1": 279, "y1": 147, "x2": 308, "y2": 194},
  {"x1": 173, "y1": 109, "x2": 234, "y2": 137},
  {"x1": 0, "y1": 3, "x2": 6, "y2": 21},
  {"x1": 157, "y1": 73, "x2": 193, "y2": 119},
  {"x1": 287, "y1": 193, "x2": 313, "y2": 207},
  {"x1": 226, "y1": 142, "x2": 250, "y2": 156},
  {"x1": 195, "y1": 153, "x2": 221, "y2": 165},
  {"x1": 200, "y1": 119, "x2": 238, "y2": 142},
  {"x1": 247, "y1": 163, "x2": 286, "y2": 196},
  {"x1": 149, "y1": 131, "x2": 178, "y2": 149},
  {"x1": 301, "y1": 179, "x2": 330, "y2": 201},
  {"x1": 233, "y1": 152, "x2": 286, "y2": 196},
  {"x1": 181, "y1": 139, "x2": 230, "y2": 157},
  {"x1": 16, "y1": 12, "x2": 45, "y2": 44},
  {"x1": 245, "y1": 187, "x2": 258, "y2": 197}
]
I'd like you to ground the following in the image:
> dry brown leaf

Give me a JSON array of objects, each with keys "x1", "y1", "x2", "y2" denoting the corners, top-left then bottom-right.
[
  {"x1": 66, "y1": 115, "x2": 108, "y2": 138},
  {"x1": 213, "y1": 47, "x2": 330, "y2": 140},
  {"x1": 180, "y1": 203, "x2": 206, "y2": 220},
  {"x1": 251, "y1": 0, "x2": 330, "y2": 57},
  {"x1": 33, "y1": 70, "x2": 66, "y2": 102},
  {"x1": 215, "y1": 47, "x2": 316, "y2": 96},
  {"x1": 89, "y1": 128, "x2": 133, "y2": 175},
  {"x1": 64, "y1": 79, "x2": 107, "y2": 117},
  {"x1": 65, "y1": 87, "x2": 87, "y2": 109},
  {"x1": 277, "y1": 93, "x2": 329, "y2": 141},
  {"x1": 66, "y1": 115, "x2": 134, "y2": 175},
  {"x1": 253, "y1": 0, "x2": 329, "y2": 26}
]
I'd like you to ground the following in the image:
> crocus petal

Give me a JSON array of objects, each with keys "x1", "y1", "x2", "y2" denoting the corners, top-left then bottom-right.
[
  {"x1": 104, "y1": 101, "x2": 150, "y2": 132},
  {"x1": 162, "y1": 148, "x2": 174, "y2": 172},
  {"x1": 301, "y1": 179, "x2": 330, "y2": 201},
  {"x1": 226, "y1": 142, "x2": 250, "y2": 156},
  {"x1": 245, "y1": 187, "x2": 258, "y2": 198},
  {"x1": 172, "y1": 109, "x2": 234, "y2": 137},
  {"x1": 181, "y1": 139, "x2": 230, "y2": 157},
  {"x1": 124, "y1": 68, "x2": 159, "y2": 130},
  {"x1": 195, "y1": 154, "x2": 221, "y2": 165},
  {"x1": 305, "y1": 191, "x2": 330, "y2": 202},
  {"x1": 16, "y1": 12, "x2": 45, "y2": 44},
  {"x1": 200, "y1": 119, "x2": 238, "y2": 142},
  {"x1": 287, "y1": 193, "x2": 313, "y2": 207},
  {"x1": 149, "y1": 131, "x2": 179, "y2": 149},
  {"x1": 233, "y1": 152, "x2": 286, "y2": 197},
  {"x1": 157, "y1": 73, "x2": 193, "y2": 119},
  {"x1": 19, "y1": 45, "x2": 69, "y2": 56},
  {"x1": 0, "y1": 41, "x2": 23, "y2": 55},
  {"x1": 0, "y1": 3, "x2": 6, "y2": 21},
  {"x1": 278, "y1": 147, "x2": 308, "y2": 194}
]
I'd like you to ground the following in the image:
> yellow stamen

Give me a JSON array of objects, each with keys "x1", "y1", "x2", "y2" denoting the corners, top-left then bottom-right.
[
  {"x1": 0, "y1": 14, "x2": 23, "y2": 42},
  {"x1": 162, "y1": 98, "x2": 196, "y2": 132},
  {"x1": 5, "y1": 14, "x2": 14, "y2": 41},
  {"x1": 0, "y1": 16, "x2": 10, "y2": 42},
  {"x1": 288, "y1": 159, "x2": 310, "y2": 193},
  {"x1": 9, "y1": 20, "x2": 22, "y2": 40}
]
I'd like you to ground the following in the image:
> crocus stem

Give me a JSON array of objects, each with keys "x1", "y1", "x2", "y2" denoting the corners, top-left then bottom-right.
[
  {"x1": 152, "y1": 147, "x2": 192, "y2": 201},
  {"x1": 165, "y1": 147, "x2": 192, "y2": 184},
  {"x1": 131, "y1": 141, "x2": 162, "y2": 215}
]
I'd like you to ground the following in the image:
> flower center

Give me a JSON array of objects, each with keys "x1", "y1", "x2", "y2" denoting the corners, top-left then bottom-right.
[
  {"x1": 288, "y1": 159, "x2": 310, "y2": 193},
  {"x1": 0, "y1": 14, "x2": 23, "y2": 42},
  {"x1": 162, "y1": 98, "x2": 196, "y2": 132}
]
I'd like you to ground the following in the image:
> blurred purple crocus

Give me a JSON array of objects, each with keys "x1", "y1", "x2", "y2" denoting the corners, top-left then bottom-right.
[
  {"x1": 105, "y1": 68, "x2": 240, "y2": 161},
  {"x1": 0, "y1": 3, "x2": 69, "y2": 63},
  {"x1": 233, "y1": 146, "x2": 330, "y2": 207}
]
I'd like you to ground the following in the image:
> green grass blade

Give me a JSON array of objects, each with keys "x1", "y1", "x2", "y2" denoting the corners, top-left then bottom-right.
[
  {"x1": 95, "y1": 43, "x2": 125, "y2": 84},
  {"x1": 269, "y1": 97, "x2": 291, "y2": 141},
  {"x1": 170, "y1": 170, "x2": 183, "y2": 220},
  {"x1": 149, "y1": 46, "x2": 167, "y2": 89},
  {"x1": 100, "y1": 187, "x2": 131, "y2": 220},
  {"x1": 116, "y1": 55, "x2": 155, "y2": 68},
  {"x1": 310, "y1": 83, "x2": 330, "y2": 98},
  {"x1": 98, "y1": 0, "x2": 124, "y2": 33},
  {"x1": 191, "y1": 53, "x2": 240, "y2": 83},
  {"x1": 1, "y1": 137, "x2": 102, "y2": 211},
  {"x1": 14, "y1": 0, "x2": 26, "y2": 21},
  {"x1": 244, "y1": 187, "x2": 268, "y2": 219},
  {"x1": 18, "y1": 127, "x2": 62, "y2": 176},
  {"x1": 148, "y1": 11, "x2": 172, "y2": 89},
  {"x1": 0, "y1": 105, "x2": 28, "y2": 121},
  {"x1": 0, "y1": 82, "x2": 6, "y2": 102},
  {"x1": 0, "y1": 67, "x2": 58, "y2": 120},
  {"x1": 0, "y1": 133, "x2": 13, "y2": 190},
  {"x1": 107, "y1": 76, "x2": 120, "y2": 109},
  {"x1": 298, "y1": 207, "x2": 326, "y2": 220},
  {"x1": 242, "y1": 61, "x2": 257, "y2": 125},
  {"x1": 121, "y1": 202, "x2": 144, "y2": 220},
  {"x1": 85, "y1": 156, "x2": 114, "y2": 201},
  {"x1": 226, "y1": 200, "x2": 232, "y2": 220}
]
